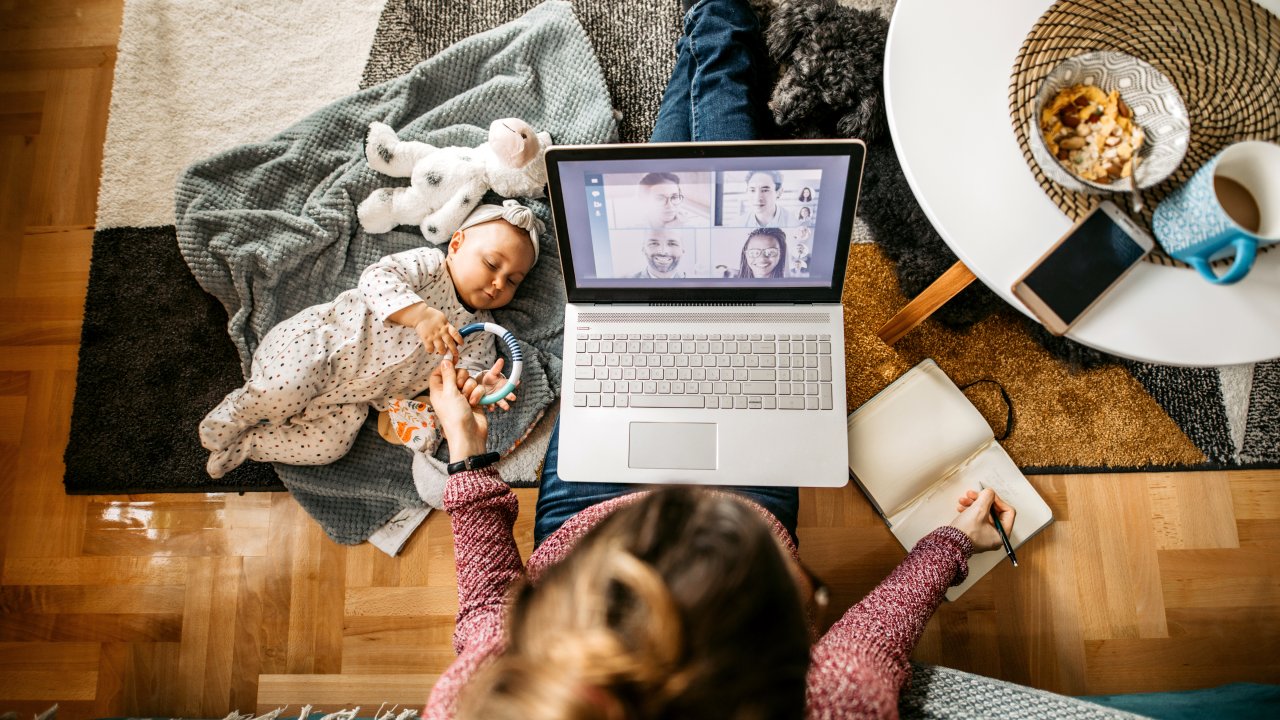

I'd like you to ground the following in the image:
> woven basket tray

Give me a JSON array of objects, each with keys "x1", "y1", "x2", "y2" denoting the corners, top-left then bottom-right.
[{"x1": 1008, "y1": 0, "x2": 1280, "y2": 267}]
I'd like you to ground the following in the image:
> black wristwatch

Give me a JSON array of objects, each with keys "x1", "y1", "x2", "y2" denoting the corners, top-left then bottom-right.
[{"x1": 447, "y1": 451, "x2": 500, "y2": 475}]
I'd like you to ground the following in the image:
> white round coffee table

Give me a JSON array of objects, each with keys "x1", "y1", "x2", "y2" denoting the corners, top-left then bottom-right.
[{"x1": 884, "y1": 0, "x2": 1280, "y2": 366}]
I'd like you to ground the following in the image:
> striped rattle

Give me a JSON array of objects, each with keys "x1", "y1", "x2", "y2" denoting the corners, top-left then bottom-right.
[{"x1": 457, "y1": 322, "x2": 522, "y2": 406}]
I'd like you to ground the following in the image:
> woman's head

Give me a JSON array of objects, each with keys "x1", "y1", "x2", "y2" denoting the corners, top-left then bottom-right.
[
  {"x1": 799, "y1": 187, "x2": 813, "y2": 202},
  {"x1": 738, "y1": 227, "x2": 788, "y2": 279},
  {"x1": 458, "y1": 487, "x2": 812, "y2": 720},
  {"x1": 798, "y1": 206, "x2": 811, "y2": 220}
]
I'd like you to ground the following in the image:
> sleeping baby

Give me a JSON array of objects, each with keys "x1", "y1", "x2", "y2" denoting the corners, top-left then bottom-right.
[{"x1": 200, "y1": 200, "x2": 542, "y2": 478}]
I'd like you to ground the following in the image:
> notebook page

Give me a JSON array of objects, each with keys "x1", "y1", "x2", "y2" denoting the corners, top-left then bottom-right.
[
  {"x1": 886, "y1": 441, "x2": 1055, "y2": 600},
  {"x1": 847, "y1": 360, "x2": 993, "y2": 518}
]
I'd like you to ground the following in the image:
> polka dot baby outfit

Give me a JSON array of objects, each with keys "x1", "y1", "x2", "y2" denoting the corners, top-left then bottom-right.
[{"x1": 199, "y1": 246, "x2": 495, "y2": 478}]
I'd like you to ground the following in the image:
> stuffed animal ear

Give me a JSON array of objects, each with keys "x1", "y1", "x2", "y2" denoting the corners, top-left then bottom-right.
[
  {"x1": 765, "y1": 0, "x2": 833, "y2": 63},
  {"x1": 488, "y1": 118, "x2": 539, "y2": 168}
]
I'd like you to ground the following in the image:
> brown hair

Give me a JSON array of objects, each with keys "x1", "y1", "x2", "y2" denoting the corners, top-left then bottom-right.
[{"x1": 457, "y1": 487, "x2": 811, "y2": 720}]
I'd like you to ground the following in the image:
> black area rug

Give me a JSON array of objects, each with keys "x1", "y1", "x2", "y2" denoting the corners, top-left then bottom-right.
[{"x1": 64, "y1": 228, "x2": 282, "y2": 494}]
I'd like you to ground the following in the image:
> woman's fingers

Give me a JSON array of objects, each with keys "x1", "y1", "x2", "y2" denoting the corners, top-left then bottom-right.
[
  {"x1": 428, "y1": 363, "x2": 445, "y2": 396},
  {"x1": 993, "y1": 493, "x2": 1016, "y2": 531},
  {"x1": 956, "y1": 489, "x2": 979, "y2": 512},
  {"x1": 434, "y1": 354, "x2": 458, "y2": 392}
]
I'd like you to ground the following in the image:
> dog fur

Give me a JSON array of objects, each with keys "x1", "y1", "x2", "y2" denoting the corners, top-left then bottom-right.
[{"x1": 762, "y1": 0, "x2": 1113, "y2": 368}]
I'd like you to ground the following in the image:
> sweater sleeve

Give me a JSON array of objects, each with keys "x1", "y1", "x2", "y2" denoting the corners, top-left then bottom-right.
[
  {"x1": 359, "y1": 246, "x2": 446, "y2": 323},
  {"x1": 805, "y1": 526, "x2": 973, "y2": 720},
  {"x1": 425, "y1": 466, "x2": 525, "y2": 719}
]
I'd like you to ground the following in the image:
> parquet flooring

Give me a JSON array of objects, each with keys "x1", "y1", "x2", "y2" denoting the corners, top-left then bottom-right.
[{"x1": 1, "y1": 1, "x2": 1278, "y2": 717}]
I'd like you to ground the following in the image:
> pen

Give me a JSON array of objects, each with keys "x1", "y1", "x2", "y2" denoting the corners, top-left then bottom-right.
[
  {"x1": 991, "y1": 504, "x2": 1018, "y2": 567},
  {"x1": 980, "y1": 483, "x2": 1018, "y2": 567}
]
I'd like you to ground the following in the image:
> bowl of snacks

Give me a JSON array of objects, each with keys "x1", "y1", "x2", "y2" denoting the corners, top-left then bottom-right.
[{"x1": 1029, "y1": 51, "x2": 1189, "y2": 193}]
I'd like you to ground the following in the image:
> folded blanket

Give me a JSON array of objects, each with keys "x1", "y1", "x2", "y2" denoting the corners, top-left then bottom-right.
[{"x1": 175, "y1": 0, "x2": 619, "y2": 544}]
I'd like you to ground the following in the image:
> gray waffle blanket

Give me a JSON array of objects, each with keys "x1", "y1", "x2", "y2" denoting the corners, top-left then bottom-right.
[{"x1": 175, "y1": 0, "x2": 618, "y2": 544}]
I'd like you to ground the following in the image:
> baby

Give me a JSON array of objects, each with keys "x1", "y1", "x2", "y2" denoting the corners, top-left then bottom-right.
[{"x1": 200, "y1": 200, "x2": 542, "y2": 478}]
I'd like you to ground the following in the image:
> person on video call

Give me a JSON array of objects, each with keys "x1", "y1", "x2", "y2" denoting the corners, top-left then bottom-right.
[
  {"x1": 630, "y1": 228, "x2": 687, "y2": 279},
  {"x1": 638, "y1": 171, "x2": 691, "y2": 228},
  {"x1": 740, "y1": 169, "x2": 792, "y2": 227},
  {"x1": 737, "y1": 227, "x2": 788, "y2": 279}
]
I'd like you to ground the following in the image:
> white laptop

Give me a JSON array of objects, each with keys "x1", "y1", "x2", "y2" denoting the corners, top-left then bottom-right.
[{"x1": 545, "y1": 140, "x2": 866, "y2": 487}]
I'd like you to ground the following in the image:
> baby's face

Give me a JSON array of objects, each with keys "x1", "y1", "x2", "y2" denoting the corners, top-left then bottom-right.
[{"x1": 446, "y1": 219, "x2": 536, "y2": 311}]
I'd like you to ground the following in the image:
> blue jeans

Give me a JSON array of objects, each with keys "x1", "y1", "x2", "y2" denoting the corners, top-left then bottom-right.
[
  {"x1": 649, "y1": 0, "x2": 774, "y2": 142},
  {"x1": 535, "y1": 420, "x2": 799, "y2": 547},
  {"x1": 534, "y1": 0, "x2": 797, "y2": 547}
]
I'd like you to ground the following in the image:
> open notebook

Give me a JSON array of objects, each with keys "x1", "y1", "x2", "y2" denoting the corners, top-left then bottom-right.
[{"x1": 847, "y1": 359, "x2": 1054, "y2": 600}]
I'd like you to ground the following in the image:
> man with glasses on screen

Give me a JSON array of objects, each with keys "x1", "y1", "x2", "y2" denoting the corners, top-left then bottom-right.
[{"x1": 638, "y1": 172, "x2": 689, "y2": 228}]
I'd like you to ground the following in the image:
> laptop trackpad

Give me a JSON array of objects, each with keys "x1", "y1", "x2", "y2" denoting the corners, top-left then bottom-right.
[{"x1": 628, "y1": 422, "x2": 717, "y2": 470}]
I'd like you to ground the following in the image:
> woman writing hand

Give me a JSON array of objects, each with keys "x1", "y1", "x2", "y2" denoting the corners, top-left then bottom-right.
[{"x1": 951, "y1": 488, "x2": 1017, "y2": 552}]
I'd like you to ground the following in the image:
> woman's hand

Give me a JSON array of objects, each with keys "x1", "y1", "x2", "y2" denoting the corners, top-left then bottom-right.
[
  {"x1": 428, "y1": 356, "x2": 489, "y2": 462},
  {"x1": 948, "y1": 488, "x2": 1016, "y2": 553},
  {"x1": 455, "y1": 357, "x2": 519, "y2": 411}
]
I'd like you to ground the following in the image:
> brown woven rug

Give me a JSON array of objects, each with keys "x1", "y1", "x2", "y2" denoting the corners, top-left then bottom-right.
[
  {"x1": 1007, "y1": 0, "x2": 1280, "y2": 268},
  {"x1": 841, "y1": 245, "x2": 1213, "y2": 472}
]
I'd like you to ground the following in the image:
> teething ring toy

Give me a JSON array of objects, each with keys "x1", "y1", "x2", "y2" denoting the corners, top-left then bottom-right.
[{"x1": 457, "y1": 322, "x2": 523, "y2": 406}]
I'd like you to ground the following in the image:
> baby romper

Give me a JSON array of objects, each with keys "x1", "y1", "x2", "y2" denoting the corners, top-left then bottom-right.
[{"x1": 200, "y1": 246, "x2": 495, "y2": 478}]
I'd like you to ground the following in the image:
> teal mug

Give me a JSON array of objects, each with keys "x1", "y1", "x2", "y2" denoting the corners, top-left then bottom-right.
[{"x1": 1152, "y1": 140, "x2": 1280, "y2": 285}]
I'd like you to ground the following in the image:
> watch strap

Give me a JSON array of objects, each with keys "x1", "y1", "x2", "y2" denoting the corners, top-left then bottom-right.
[{"x1": 447, "y1": 451, "x2": 500, "y2": 475}]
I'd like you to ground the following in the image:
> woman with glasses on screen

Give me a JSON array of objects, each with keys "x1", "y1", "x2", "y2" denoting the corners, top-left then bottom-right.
[
  {"x1": 737, "y1": 227, "x2": 788, "y2": 279},
  {"x1": 426, "y1": 1, "x2": 1019, "y2": 718}
]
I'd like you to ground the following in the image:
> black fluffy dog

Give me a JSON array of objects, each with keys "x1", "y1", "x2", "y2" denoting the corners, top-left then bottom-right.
[
  {"x1": 760, "y1": 0, "x2": 1112, "y2": 367},
  {"x1": 763, "y1": 0, "x2": 1000, "y2": 328}
]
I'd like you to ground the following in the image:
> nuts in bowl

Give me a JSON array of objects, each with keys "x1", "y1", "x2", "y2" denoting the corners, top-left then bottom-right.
[
  {"x1": 1028, "y1": 51, "x2": 1189, "y2": 193},
  {"x1": 1041, "y1": 85, "x2": 1144, "y2": 183}
]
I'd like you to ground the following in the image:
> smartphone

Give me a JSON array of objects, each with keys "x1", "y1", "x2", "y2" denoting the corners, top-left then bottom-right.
[{"x1": 1011, "y1": 201, "x2": 1154, "y2": 335}]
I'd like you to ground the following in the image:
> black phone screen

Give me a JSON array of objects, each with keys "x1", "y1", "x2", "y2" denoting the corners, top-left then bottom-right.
[{"x1": 1023, "y1": 210, "x2": 1146, "y2": 325}]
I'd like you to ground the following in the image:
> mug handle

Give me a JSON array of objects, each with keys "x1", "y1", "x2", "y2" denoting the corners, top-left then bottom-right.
[{"x1": 1189, "y1": 235, "x2": 1258, "y2": 285}]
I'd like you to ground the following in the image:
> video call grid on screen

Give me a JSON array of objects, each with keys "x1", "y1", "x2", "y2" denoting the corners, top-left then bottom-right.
[{"x1": 554, "y1": 154, "x2": 852, "y2": 289}]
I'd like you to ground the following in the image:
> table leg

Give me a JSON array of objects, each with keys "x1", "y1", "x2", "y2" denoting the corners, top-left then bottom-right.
[{"x1": 876, "y1": 259, "x2": 977, "y2": 345}]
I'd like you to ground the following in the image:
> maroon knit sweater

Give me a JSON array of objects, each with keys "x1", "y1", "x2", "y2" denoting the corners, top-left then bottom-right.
[{"x1": 427, "y1": 468, "x2": 974, "y2": 719}]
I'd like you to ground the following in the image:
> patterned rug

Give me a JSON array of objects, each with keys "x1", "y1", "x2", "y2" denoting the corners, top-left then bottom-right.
[{"x1": 65, "y1": 0, "x2": 1279, "y2": 496}]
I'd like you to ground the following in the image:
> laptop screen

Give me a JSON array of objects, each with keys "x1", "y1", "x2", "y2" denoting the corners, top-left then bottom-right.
[{"x1": 546, "y1": 141, "x2": 865, "y2": 304}]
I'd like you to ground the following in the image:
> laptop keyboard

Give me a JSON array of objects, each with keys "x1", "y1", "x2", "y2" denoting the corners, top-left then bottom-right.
[{"x1": 571, "y1": 332, "x2": 835, "y2": 410}]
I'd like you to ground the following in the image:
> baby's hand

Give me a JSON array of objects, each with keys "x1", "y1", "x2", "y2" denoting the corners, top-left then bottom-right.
[
  {"x1": 459, "y1": 357, "x2": 519, "y2": 411},
  {"x1": 413, "y1": 307, "x2": 463, "y2": 357}
]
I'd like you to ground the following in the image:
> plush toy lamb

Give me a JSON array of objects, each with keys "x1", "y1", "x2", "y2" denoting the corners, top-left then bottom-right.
[{"x1": 357, "y1": 118, "x2": 551, "y2": 242}]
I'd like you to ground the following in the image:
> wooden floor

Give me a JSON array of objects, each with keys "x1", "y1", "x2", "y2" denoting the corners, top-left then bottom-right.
[{"x1": 1, "y1": 1, "x2": 1278, "y2": 716}]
